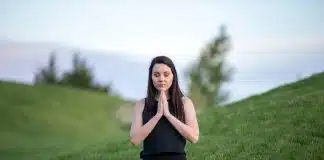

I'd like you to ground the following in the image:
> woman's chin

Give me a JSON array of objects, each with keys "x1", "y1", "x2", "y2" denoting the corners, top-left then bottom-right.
[{"x1": 157, "y1": 87, "x2": 165, "y2": 91}]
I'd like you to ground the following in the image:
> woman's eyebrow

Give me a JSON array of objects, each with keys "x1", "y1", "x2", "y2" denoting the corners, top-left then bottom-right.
[{"x1": 153, "y1": 70, "x2": 170, "y2": 73}]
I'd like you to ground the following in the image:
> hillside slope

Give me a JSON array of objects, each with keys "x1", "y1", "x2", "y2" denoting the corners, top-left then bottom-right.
[
  {"x1": 54, "y1": 71, "x2": 324, "y2": 160},
  {"x1": 0, "y1": 81, "x2": 126, "y2": 160}
]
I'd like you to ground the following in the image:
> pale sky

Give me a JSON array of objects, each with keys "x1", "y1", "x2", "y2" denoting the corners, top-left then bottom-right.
[
  {"x1": 1, "y1": 0, "x2": 324, "y2": 102},
  {"x1": 2, "y1": 0, "x2": 324, "y2": 56}
]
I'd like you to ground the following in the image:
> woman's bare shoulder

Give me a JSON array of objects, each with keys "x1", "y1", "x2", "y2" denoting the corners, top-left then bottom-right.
[
  {"x1": 133, "y1": 98, "x2": 146, "y2": 111},
  {"x1": 181, "y1": 96, "x2": 193, "y2": 103},
  {"x1": 136, "y1": 98, "x2": 146, "y2": 104},
  {"x1": 181, "y1": 96, "x2": 195, "y2": 109}
]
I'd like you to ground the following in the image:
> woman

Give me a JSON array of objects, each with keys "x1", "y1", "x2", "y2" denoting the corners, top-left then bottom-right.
[{"x1": 130, "y1": 55, "x2": 199, "y2": 160}]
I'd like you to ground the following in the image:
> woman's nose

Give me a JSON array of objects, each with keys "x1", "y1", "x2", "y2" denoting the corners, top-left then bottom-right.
[{"x1": 159, "y1": 76, "x2": 165, "y2": 81}]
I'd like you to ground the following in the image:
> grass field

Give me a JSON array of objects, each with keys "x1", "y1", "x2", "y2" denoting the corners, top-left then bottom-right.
[
  {"x1": 1, "y1": 72, "x2": 324, "y2": 160},
  {"x1": 0, "y1": 82, "x2": 126, "y2": 160}
]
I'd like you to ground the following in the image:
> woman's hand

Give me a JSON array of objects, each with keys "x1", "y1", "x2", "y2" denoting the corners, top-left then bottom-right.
[
  {"x1": 161, "y1": 90, "x2": 171, "y2": 117},
  {"x1": 156, "y1": 91, "x2": 164, "y2": 117}
]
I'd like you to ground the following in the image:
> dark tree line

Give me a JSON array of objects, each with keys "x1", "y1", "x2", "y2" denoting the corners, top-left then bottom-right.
[{"x1": 33, "y1": 51, "x2": 113, "y2": 94}]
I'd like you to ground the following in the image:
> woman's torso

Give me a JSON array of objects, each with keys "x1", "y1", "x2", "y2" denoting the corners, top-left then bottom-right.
[{"x1": 140, "y1": 98, "x2": 186, "y2": 159}]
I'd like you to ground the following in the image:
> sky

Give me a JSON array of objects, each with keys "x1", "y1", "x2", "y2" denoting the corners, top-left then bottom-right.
[{"x1": 1, "y1": 0, "x2": 324, "y2": 102}]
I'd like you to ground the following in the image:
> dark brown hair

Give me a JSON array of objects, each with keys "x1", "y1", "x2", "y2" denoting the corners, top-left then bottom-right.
[{"x1": 145, "y1": 55, "x2": 185, "y2": 123}]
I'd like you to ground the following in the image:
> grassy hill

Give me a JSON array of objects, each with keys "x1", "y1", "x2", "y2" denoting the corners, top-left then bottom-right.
[
  {"x1": 0, "y1": 81, "x2": 126, "y2": 160},
  {"x1": 52, "y1": 72, "x2": 324, "y2": 160},
  {"x1": 1, "y1": 72, "x2": 323, "y2": 160}
]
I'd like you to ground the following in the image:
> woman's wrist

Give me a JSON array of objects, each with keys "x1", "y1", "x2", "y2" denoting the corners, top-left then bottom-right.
[
  {"x1": 155, "y1": 112, "x2": 163, "y2": 119},
  {"x1": 164, "y1": 112, "x2": 173, "y2": 120}
]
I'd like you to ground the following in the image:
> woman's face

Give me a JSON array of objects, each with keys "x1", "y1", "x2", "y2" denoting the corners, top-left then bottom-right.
[{"x1": 152, "y1": 63, "x2": 174, "y2": 91}]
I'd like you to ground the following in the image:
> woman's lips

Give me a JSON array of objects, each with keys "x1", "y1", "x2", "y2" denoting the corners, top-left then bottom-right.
[{"x1": 158, "y1": 84, "x2": 165, "y2": 87}]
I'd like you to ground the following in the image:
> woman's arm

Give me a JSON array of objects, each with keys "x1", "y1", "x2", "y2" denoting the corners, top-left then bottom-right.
[
  {"x1": 129, "y1": 99, "x2": 162, "y2": 146},
  {"x1": 165, "y1": 97, "x2": 199, "y2": 143}
]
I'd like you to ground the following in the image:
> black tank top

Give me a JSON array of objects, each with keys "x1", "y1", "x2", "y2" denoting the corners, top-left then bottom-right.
[{"x1": 140, "y1": 98, "x2": 186, "y2": 158}]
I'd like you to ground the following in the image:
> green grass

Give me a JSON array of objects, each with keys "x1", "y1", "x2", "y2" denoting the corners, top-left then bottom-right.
[
  {"x1": 52, "y1": 72, "x2": 324, "y2": 160},
  {"x1": 0, "y1": 82, "x2": 125, "y2": 160},
  {"x1": 1, "y1": 72, "x2": 324, "y2": 160}
]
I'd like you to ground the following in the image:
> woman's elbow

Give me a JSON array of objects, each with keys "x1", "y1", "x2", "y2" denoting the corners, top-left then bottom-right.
[
  {"x1": 189, "y1": 131, "x2": 199, "y2": 144},
  {"x1": 130, "y1": 139, "x2": 141, "y2": 146},
  {"x1": 130, "y1": 140, "x2": 141, "y2": 146},
  {"x1": 130, "y1": 134, "x2": 141, "y2": 146},
  {"x1": 190, "y1": 134, "x2": 199, "y2": 144}
]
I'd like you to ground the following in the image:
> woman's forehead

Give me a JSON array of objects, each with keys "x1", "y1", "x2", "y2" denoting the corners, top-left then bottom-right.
[{"x1": 152, "y1": 64, "x2": 171, "y2": 72}]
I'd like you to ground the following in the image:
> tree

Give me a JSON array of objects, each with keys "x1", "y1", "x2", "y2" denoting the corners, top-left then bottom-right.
[
  {"x1": 59, "y1": 52, "x2": 113, "y2": 94},
  {"x1": 33, "y1": 50, "x2": 115, "y2": 95},
  {"x1": 34, "y1": 51, "x2": 59, "y2": 85},
  {"x1": 186, "y1": 25, "x2": 233, "y2": 107},
  {"x1": 60, "y1": 52, "x2": 95, "y2": 89}
]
